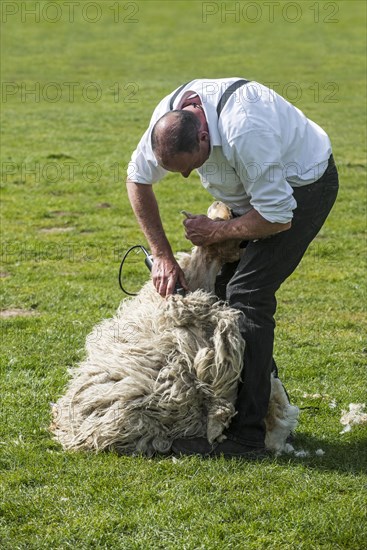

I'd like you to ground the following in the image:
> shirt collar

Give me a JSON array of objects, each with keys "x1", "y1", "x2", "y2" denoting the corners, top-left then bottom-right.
[{"x1": 173, "y1": 87, "x2": 222, "y2": 149}]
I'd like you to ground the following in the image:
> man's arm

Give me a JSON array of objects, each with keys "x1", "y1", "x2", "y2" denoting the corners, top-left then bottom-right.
[
  {"x1": 126, "y1": 179, "x2": 188, "y2": 296},
  {"x1": 183, "y1": 207, "x2": 291, "y2": 246}
]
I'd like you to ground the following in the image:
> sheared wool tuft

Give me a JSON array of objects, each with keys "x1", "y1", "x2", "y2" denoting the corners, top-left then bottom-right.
[{"x1": 340, "y1": 403, "x2": 367, "y2": 434}]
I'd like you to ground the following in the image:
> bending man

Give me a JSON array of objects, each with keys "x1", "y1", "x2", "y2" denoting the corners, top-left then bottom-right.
[{"x1": 126, "y1": 78, "x2": 339, "y2": 458}]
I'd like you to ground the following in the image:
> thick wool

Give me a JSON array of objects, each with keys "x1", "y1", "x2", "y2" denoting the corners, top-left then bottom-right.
[
  {"x1": 51, "y1": 202, "x2": 299, "y2": 455},
  {"x1": 51, "y1": 286, "x2": 245, "y2": 455}
]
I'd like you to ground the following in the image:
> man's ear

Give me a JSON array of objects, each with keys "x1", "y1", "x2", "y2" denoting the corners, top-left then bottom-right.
[{"x1": 199, "y1": 130, "x2": 210, "y2": 143}]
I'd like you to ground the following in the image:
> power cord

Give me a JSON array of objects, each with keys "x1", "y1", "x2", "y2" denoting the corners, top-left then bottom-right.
[
  {"x1": 118, "y1": 245, "x2": 152, "y2": 296},
  {"x1": 118, "y1": 245, "x2": 186, "y2": 296}
]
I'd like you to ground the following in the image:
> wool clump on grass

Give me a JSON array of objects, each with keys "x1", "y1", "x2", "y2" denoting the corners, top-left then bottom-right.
[
  {"x1": 50, "y1": 202, "x2": 299, "y2": 456},
  {"x1": 340, "y1": 403, "x2": 367, "y2": 434}
]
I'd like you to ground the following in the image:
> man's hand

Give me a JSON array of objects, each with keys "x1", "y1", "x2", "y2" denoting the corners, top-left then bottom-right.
[
  {"x1": 126, "y1": 180, "x2": 189, "y2": 297},
  {"x1": 183, "y1": 214, "x2": 224, "y2": 246},
  {"x1": 152, "y1": 256, "x2": 188, "y2": 297},
  {"x1": 183, "y1": 208, "x2": 291, "y2": 245}
]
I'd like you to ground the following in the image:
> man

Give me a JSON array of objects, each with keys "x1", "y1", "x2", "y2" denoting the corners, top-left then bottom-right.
[{"x1": 126, "y1": 78, "x2": 339, "y2": 458}]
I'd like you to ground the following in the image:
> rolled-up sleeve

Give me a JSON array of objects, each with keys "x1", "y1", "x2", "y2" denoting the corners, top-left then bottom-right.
[
  {"x1": 127, "y1": 97, "x2": 170, "y2": 184},
  {"x1": 127, "y1": 128, "x2": 168, "y2": 184},
  {"x1": 227, "y1": 131, "x2": 297, "y2": 224}
]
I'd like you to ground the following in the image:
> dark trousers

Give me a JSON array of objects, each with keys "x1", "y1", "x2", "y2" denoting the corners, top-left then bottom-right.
[{"x1": 215, "y1": 156, "x2": 339, "y2": 446}]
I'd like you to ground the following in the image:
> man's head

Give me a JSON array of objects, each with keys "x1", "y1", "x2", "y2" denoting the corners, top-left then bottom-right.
[{"x1": 151, "y1": 108, "x2": 210, "y2": 178}]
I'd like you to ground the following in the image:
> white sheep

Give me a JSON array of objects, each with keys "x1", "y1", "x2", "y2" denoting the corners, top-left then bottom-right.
[{"x1": 51, "y1": 201, "x2": 298, "y2": 456}]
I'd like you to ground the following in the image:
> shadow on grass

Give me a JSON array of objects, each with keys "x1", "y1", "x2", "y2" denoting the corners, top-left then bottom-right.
[{"x1": 274, "y1": 432, "x2": 367, "y2": 474}]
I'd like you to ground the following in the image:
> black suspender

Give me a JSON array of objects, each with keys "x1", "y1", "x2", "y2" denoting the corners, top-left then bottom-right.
[
  {"x1": 216, "y1": 79, "x2": 250, "y2": 117},
  {"x1": 169, "y1": 81, "x2": 192, "y2": 110},
  {"x1": 169, "y1": 78, "x2": 251, "y2": 115}
]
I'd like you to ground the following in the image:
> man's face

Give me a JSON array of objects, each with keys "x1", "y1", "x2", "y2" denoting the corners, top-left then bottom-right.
[{"x1": 161, "y1": 138, "x2": 210, "y2": 178}]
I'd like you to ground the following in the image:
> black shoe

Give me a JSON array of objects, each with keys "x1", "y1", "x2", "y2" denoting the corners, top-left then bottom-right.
[
  {"x1": 212, "y1": 439, "x2": 270, "y2": 459},
  {"x1": 171, "y1": 437, "x2": 269, "y2": 459},
  {"x1": 171, "y1": 437, "x2": 214, "y2": 457}
]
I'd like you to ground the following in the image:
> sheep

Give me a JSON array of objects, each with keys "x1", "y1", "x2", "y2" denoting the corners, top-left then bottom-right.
[{"x1": 50, "y1": 201, "x2": 298, "y2": 456}]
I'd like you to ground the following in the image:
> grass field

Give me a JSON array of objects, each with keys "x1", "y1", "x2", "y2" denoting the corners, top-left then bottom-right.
[{"x1": 1, "y1": 1, "x2": 366, "y2": 548}]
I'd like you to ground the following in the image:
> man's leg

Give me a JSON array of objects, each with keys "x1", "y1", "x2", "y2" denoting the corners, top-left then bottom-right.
[
  {"x1": 172, "y1": 156, "x2": 338, "y2": 456},
  {"x1": 215, "y1": 260, "x2": 239, "y2": 301},
  {"x1": 225, "y1": 157, "x2": 339, "y2": 446}
]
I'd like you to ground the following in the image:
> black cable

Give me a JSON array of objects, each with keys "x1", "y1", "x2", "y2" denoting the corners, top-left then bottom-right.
[
  {"x1": 118, "y1": 245, "x2": 151, "y2": 296},
  {"x1": 119, "y1": 245, "x2": 186, "y2": 297}
]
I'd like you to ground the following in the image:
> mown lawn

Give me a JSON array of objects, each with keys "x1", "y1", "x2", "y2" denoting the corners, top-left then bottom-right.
[{"x1": 1, "y1": 1, "x2": 366, "y2": 548}]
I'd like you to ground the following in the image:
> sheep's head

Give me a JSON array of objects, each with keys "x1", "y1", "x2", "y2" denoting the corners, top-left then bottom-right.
[
  {"x1": 181, "y1": 200, "x2": 242, "y2": 265},
  {"x1": 179, "y1": 201, "x2": 242, "y2": 293},
  {"x1": 207, "y1": 200, "x2": 232, "y2": 221},
  {"x1": 205, "y1": 201, "x2": 242, "y2": 265}
]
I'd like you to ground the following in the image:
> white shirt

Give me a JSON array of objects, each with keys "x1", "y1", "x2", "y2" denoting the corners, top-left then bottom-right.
[{"x1": 127, "y1": 78, "x2": 332, "y2": 223}]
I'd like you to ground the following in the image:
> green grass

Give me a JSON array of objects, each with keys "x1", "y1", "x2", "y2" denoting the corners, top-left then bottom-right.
[{"x1": 1, "y1": 1, "x2": 366, "y2": 548}]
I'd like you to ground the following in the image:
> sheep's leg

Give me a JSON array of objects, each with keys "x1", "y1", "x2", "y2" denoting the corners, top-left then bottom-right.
[{"x1": 264, "y1": 374, "x2": 299, "y2": 454}]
